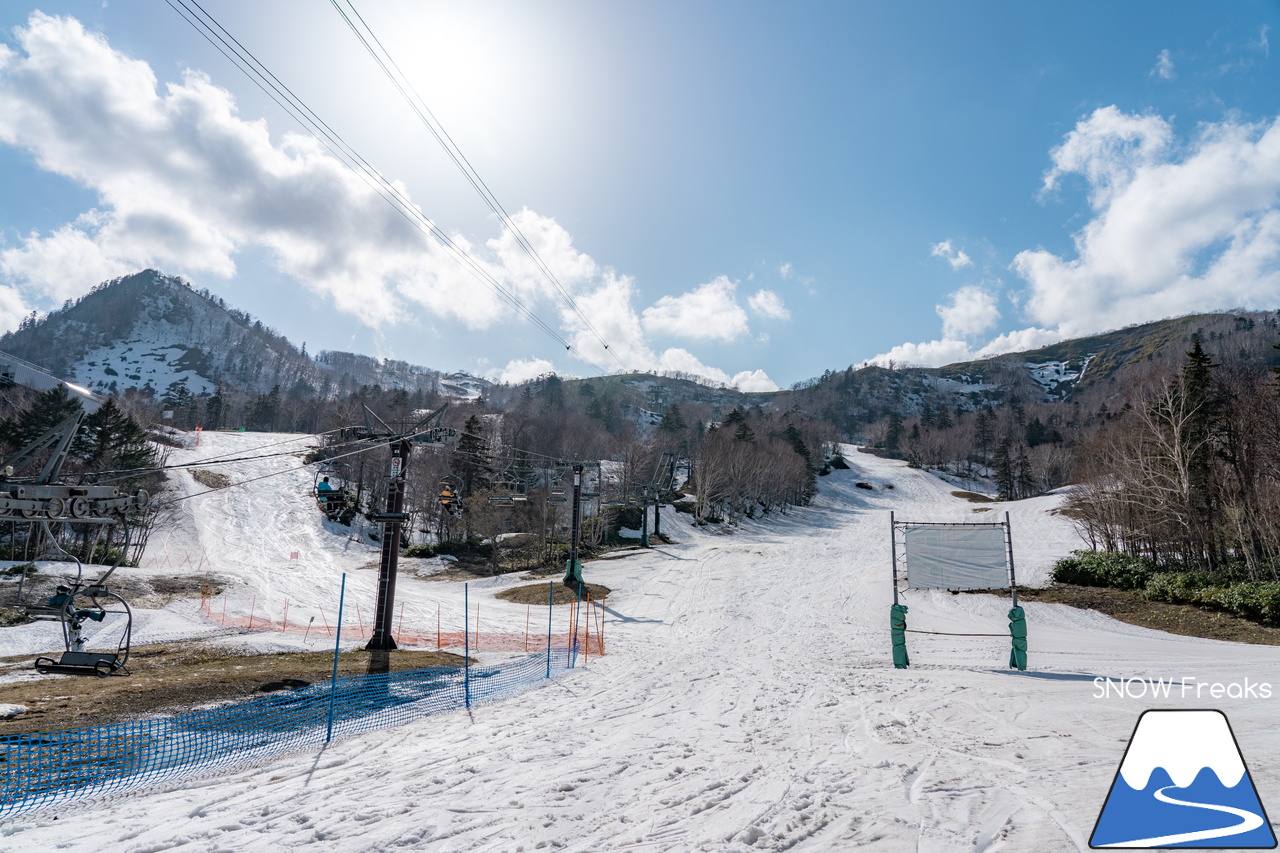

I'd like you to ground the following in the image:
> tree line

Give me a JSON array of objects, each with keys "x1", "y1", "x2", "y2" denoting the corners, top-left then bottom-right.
[{"x1": 1064, "y1": 339, "x2": 1280, "y2": 578}]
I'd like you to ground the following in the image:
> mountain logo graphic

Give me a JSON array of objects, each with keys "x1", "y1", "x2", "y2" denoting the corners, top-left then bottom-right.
[{"x1": 1090, "y1": 709, "x2": 1276, "y2": 848}]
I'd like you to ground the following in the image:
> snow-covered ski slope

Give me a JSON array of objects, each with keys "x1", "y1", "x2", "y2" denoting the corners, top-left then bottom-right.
[{"x1": 6, "y1": 435, "x2": 1280, "y2": 852}]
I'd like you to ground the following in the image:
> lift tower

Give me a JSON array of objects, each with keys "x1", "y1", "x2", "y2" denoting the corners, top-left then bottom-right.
[{"x1": 358, "y1": 404, "x2": 454, "y2": 662}]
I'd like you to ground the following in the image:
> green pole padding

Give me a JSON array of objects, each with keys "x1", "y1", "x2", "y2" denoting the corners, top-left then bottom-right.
[
  {"x1": 891, "y1": 604, "x2": 910, "y2": 669},
  {"x1": 1008, "y1": 605, "x2": 1027, "y2": 671},
  {"x1": 563, "y1": 558, "x2": 583, "y2": 586}
]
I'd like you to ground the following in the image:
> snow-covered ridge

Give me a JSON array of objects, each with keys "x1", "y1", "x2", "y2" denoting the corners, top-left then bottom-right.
[
  {"x1": 1026, "y1": 354, "x2": 1095, "y2": 399},
  {"x1": 1119, "y1": 711, "x2": 1246, "y2": 790},
  {"x1": 440, "y1": 372, "x2": 493, "y2": 400},
  {"x1": 78, "y1": 327, "x2": 215, "y2": 397}
]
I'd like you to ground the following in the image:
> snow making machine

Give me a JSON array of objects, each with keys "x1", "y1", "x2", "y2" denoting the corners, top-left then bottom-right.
[{"x1": 0, "y1": 351, "x2": 149, "y2": 675}]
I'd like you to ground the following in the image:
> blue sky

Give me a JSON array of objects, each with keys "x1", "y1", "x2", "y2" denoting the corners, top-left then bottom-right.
[{"x1": 0, "y1": 1, "x2": 1278, "y2": 390}]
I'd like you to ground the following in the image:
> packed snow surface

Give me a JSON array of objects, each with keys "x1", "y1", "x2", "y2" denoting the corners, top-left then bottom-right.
[{"x1": 5, "y1": 433, "x2": 1280, "y2": 852}]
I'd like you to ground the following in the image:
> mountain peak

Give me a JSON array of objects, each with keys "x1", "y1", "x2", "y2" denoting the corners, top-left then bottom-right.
[{"x1": 0, "y1": 270, "x2": 479, "y2": 400}]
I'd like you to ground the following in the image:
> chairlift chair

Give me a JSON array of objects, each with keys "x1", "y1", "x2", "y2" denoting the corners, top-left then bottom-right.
[
  {"x1": 312, "y1": 468, "x2": 351, "y2": 520},
  {"x1": 489, "y1": 467, "x2": 531, "y2": 505},
  {"x1": 439, "y1": 475, "x2": 463, "y2": 516},
  {"x1": 21, "y1": 518, "x2": 133, "y2": 676}
]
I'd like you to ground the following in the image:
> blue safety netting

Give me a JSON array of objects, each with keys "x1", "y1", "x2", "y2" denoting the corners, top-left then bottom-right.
[{"x1": 0, "y1": 645, "x2": 577, "y2": 819}]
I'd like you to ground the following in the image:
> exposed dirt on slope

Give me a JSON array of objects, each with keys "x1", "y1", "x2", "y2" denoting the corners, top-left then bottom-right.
[
  {"x1": 495, "y1": 582, "x2": 611, "y2": 606},
  {"x1": 0, "y1": 645, "x2": 467, "y2": 736},
  {"x1": 1015, "y1": 583, "x2": 1280, "y2": 646}
]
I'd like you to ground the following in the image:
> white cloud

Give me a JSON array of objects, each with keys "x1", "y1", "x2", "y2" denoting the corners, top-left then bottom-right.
[
  {"x1": 930, "y1": 240, "x2": 973, "y2": 270},
  {"x1": 1, "y1": 216, "x2": 134, "y2": 302},
  {"x1": 0, "y1": 282, "x2": 29, "y2": 334},
  {"x1": 875, "y1": 107, "x2": 1280, "y2": 368},
  {"x1": 1039, "y1": 105, "x2": 1171, "y2": 205},
  {"x1": 641, "y1": 275, "x2": 749, "y2": 342},
  {"x1": 867, "y1": 338, "x2": 974, "y2": 368},
  {"x1": 489, "y1": 357, "x2": 557, "y2": 385},
  {"x1": 730, "y1": 369, "x2": 779, "y2": 393},
  {"x1": 1016, "y1": 106, "x2": 1280, "y2": 338},
  {"x1": 560, "y1": 272, "x2": 652, "y2": 368},
  {"x1": 778, "y1": 262, "x2": 793, "y2": 279},
  {"x1": 0, "y1": 13, "x2": 778, "y2": 390},
  {"x1": 554, "y1": 275, "x2": 774, "y2": 389},
  {"x1": 748, "y1": 289, "x2": 790, "y2": 320},
  {"x1": 973, "y1": 326, "x2": 1062, "y2": 357},
  {"x1": 936, "y1": 285, "x2": 999, "y2": 339},
  {"x1": 1151, "y1": 49, "x2": 1176, "y2": 81},
  {"x1": 654, "y1": 348, "x2": 778, "y2": 391},
  {"x1": 867, "y1": 325, "x2": 1065, "y2": 369}
]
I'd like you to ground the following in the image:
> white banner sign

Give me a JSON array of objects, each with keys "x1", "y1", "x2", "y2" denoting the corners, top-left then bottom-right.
[{"x1": 904, "y1": 524, "x2": 1009, "y2": 590}]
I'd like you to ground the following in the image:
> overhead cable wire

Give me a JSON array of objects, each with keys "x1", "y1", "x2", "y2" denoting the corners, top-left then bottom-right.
[
  {"x1": 163, "y1": 0, "x2": 608, "y2": 374},
  {"x1": 165, "y1": 0, "x2": 564, "y2": 348},
  {"x1": 151, "y1": 431, "x2": 396, "y2": 508},
  {"x1": 89, "y1": 428, "x2": 356, "y2": 482},
  {"x1": 165, "y1": 0, "x2": 575, "y2": 355},
  {"x1": 330, "y1": 0, "x2": 632, "y2": 374}
]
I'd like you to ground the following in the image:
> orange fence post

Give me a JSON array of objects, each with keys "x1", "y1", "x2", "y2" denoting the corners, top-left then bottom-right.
[
  {"x1": 221, "y1": 595, "x2": 227, "y2": 625},
  {"x1": 282, "y1": 599, "x2": 290, "y2": 632},
  {"x1": 437, "y1": 603, "x2": 441, "y2": 650},
  {"x1": 397, "y1": 602, "x2": 404, "y2": 639},
  {"x1": 249, "y1": 594, "x2": 256, "y2": 630},
  {"x1": 320, "y1": 606, "x2": 331, "y2": 636},
  {"x1": 355, "y1": 603, "x2": 366, "y2": 639}
]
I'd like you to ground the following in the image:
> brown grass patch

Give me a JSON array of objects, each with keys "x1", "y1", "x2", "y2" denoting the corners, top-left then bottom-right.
[
  {"x1": 1014, "y1": 584, "x2": 1280, "y2": 646},
  {"x1": 951, "y1": 490, "x2": 994, "y2": 503},
  {"x1": 0, "y1": 645, "x2": 467, "y2": 736},
  {"x1": 495, "y1": 582, "x2": 611, "y2": 606},
  {"x1": 190, "y1": 469, "x2": 232, "y2": 489},
  {"x1": 11, "y1": 572, "x2": 222, "y2": 611}
]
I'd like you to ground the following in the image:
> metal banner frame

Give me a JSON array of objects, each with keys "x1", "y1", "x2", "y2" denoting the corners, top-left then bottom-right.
[{"x1": 890, "y1": 510, "x2": 1018, "y2": 605}]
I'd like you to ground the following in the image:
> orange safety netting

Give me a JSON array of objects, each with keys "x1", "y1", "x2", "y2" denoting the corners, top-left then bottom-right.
[{"x1": 198, "y1": 584, "x2": 606, "y2": 658}]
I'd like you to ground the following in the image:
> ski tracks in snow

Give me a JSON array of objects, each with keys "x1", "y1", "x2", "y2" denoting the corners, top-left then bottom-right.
[{"x1": 8, "y1": 446, "x2": 1280, "y2": 852}]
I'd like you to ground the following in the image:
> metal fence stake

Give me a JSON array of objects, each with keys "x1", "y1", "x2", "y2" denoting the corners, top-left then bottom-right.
[
  {"x1": 464, "y1": 583, "x2": 471, "y2": 708},
  {"x1": 326, "y1": 573, "x2": 346, "y2": 742}
]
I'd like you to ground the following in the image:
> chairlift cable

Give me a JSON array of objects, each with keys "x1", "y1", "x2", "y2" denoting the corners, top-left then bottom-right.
[
  {"x1": 168, "y1": 0, "x2": 564, "y2": 344},
  {"x1": 89, "y1": 429, "x2": 361, "y2": 482},
  {"x1": 164, "y1": 0, "x2": 608, "y2": 374},
  {"x1": 151, "y1": 433, "x2": 396, "y2": 508},
  {"x1": 331, "y1": 0, "x2": 631, "y2": 373}
]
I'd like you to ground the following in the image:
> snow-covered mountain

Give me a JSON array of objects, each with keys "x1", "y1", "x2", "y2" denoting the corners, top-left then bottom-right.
[{"x1": 0, "y1": 270, "x2": 487, "y2": 400}]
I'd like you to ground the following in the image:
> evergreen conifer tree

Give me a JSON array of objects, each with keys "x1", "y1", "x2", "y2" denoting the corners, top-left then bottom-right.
[
  {"x1": 1015, "y1": 446, "x2": 1036, "y2": 498},
  {"x1": 453, "y1": 414, "x2": 491, "y2": 497},
  {"x1": 658, "y1": 404, "x2": 687, "y2": 433},
  {"x1": 0, "y1": 385, "x2": 82, "y2": 448},
  {"x1": 994, "y1": 438, "x2": 1015, "y2": 500},
  {"x1": 884, "y1": 411, "x2": 903, "y2": 454}
]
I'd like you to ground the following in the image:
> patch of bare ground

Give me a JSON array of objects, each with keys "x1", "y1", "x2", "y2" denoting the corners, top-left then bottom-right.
[
  {"x1": 496, "y1": 583, "x2": 611, "y2": 606},
  {"x1": 189, "y1": 469, "x2": 232, "y2": 489},
  {"x1": 0, "y1": 645, "x2": 467, "y2": 736},
  {"x1": 3, "y1": 572, "x2": 226, "y2": 610},
  {"x1": 951, "y1": 490, "x2": 994, "y2": 503},
  {"x1": 1015, "y1": 584, "x2": 1280, "y2": 646}
]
